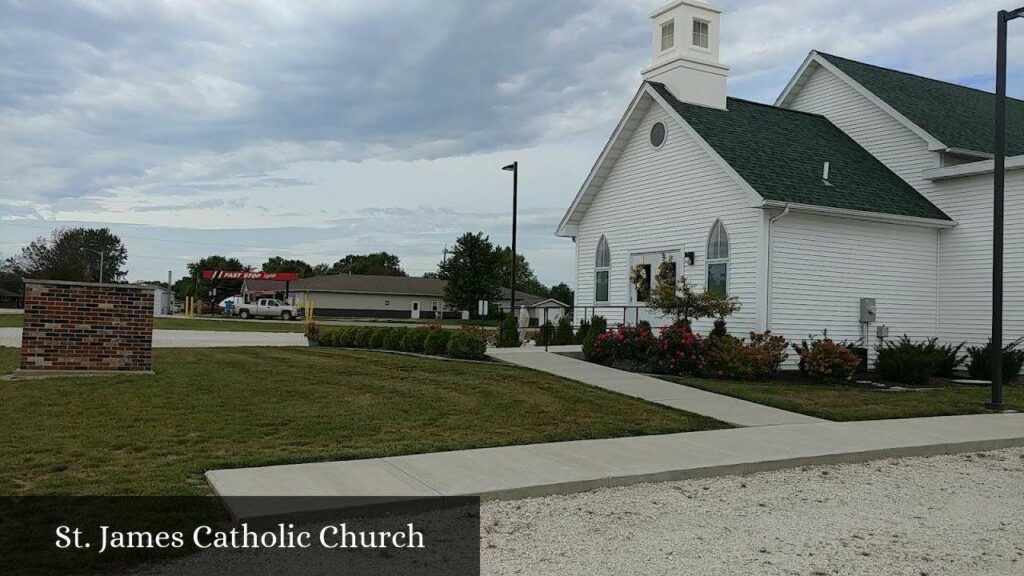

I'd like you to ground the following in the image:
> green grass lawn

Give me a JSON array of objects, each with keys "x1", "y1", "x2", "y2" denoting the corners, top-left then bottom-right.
[
  {"x1": 660, "y1": 375, "x2": 1023, "y2": 421},
  {"x1": 0, "y1": 314, "x2": 22, "y2": 328},
  {"x1": 0, "y1": 348, "x2": 724, "y2": 496},
  {"x1": 0, "y1": 314, "x2": 496, "y2": 331},
  {"x1": 155, "y1": 316, "x2": 305, "y2": 332},
  {"x1": 0, "y1": 314, "x2": 306, "y2": 331}
]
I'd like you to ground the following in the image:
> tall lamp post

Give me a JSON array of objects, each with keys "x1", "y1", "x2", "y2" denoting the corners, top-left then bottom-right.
[
  {"x1": 989, "y1": 7, "x2": 1024, "y2": 410},
  {"x1": 502, "y1": 162, "x2": 519, "y2": 318},
  {"x1": 82, "y1": 247, "x2": 105, "y2": 284}
]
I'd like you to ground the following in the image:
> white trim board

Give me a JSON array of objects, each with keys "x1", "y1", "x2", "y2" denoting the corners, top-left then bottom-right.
[
  {"x1": 760, "y1": 201, "x2": 956, "y2": 229},
  {"x1": 923, "y1": 154, "x2": 1024, "y2": 181}
]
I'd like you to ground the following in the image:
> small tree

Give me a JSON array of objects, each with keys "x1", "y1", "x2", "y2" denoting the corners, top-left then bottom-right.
[
  {"x1": 646, "y1": 258, "x2": 740, "y2": 329},
  {"x1": 496, "y1": 314, "x2": 521, "y2": 348}
]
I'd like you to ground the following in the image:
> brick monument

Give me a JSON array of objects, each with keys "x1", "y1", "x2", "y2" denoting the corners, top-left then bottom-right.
[{"x1": 18, "y1": 279, "x2": 155, "y2": 374}]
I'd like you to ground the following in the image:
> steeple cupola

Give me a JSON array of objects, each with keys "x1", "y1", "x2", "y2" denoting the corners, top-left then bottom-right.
[{"x1": 640, "y1": 0, "x2": 729, "y2": 110}]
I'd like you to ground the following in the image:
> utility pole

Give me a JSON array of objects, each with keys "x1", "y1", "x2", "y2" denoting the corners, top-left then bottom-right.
[
  {"x1": 988, "y1": 6, "x2": 1024, "y2": 410},
  {"x1": 82, "y1": 247, "x2": 105, "y2": 283}
]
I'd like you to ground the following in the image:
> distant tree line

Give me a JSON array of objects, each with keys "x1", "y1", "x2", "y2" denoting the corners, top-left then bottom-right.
[
  {"x1": 1, "y1": 227, "x2": 573, "y2": 309},
  {"x1": 432, "y1": 231, "x2": 573, "y2": 313}
]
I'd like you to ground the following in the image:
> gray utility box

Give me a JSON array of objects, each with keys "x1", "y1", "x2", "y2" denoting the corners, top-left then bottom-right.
[{"x1": 860, "y1": 298, "x2": 877, "y2": 323}]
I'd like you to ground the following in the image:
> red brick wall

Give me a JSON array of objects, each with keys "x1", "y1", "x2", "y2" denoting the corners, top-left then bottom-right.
[{"x1": 19, "y1": 280, "x2": 155, "y2": 372}]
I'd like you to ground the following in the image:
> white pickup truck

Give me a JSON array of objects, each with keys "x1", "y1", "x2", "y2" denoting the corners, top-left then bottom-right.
[{"x1": 234, "y1": 298, "x2": 300, "y2": 321}]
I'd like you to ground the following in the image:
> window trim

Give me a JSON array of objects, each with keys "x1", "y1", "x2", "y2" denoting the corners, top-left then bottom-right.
[
  {"x1": 595, "y1": 235, "x2": 611, "y2": 303},
  {"x1": 660, "y1": 19, "x2": 675, "y2": 52},
  {"x1": 649, "y1": 121, "x2": 667, "y2": 150},
  {"x1": 691, "y1": 18, "x2": 710, "y2": 50},
  {"x1": 705, "y1": 219, "x2": 730, "y2": 297}
]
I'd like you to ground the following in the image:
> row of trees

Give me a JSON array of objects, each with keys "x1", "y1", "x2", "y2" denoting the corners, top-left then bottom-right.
[{"x1": 1, "y1": 227, "x2": 573, "y2": 312}]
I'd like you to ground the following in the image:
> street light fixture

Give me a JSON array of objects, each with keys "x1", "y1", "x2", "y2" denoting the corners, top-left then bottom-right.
[
  {"x1": 502, "y1": 162, "x2": 518, "y2": 317},
  {"x1": 988, "y1": 7, "x2": 1024, "y2": 410},
  {"x1": 81, "y1": 247, "x2": 105, "y2": 284}
]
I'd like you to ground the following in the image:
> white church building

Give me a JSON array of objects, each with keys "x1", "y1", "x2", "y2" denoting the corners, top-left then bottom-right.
[{"x1": 558, "y1": 0, "x2": 1023, "y2": 360}]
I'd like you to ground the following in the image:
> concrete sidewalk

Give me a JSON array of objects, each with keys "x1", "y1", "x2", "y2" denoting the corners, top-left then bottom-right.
[
  {"x1": 488, "y1": 348, "x2": 823, "y2": 427},
  {"x1": 207, "y1": 413, "x2": 1024, "y2": 519}
]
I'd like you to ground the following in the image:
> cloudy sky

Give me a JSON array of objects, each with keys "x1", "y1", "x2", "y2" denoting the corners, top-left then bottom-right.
[{"x1": 2, "y1": 0, "x2": 1022, "y2": 285}]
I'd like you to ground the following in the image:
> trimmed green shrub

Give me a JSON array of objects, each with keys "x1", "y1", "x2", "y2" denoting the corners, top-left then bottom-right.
[
  {"x1": 581, "y1": 315, "x2": 608, "y2": 360},
  {"x1": 933, "y1": 341, "x2": 966, "y2": 378},
  {"x1": 874, "y1": 336, "x2": 966, "y2": 384},
  {"x1": 424, "y1": 329, "x2": 453, "y2": 355},
  {"x1": 353, "y1": 327, "x2": 374, "y2": 348},
  {"x1": 552, "y1": 316, "x2": 574, "y2": 345},
  {"x1": 710, "y1": 318, "x2": 728, "y2": 339},
  {"x1": 874, "y1": 336, "x2": 941, "y2": 385},
  {"x1": 368, "y1": 328, "x2": 389, "y2": 349},
  {"x1": 967, "y1": 337, "x2": 1024, "y2": 382},
  {"x1": 329, "y1": 329, "x2": 346, "y2": 347},
  {"x1": 336, "y1": 327, "x2": 357, "y2": 347},
  {"x1": 401, "y1": 327, "x2": 432, "y2": 353},
  {"x1": 383, "y1": 327, "x2": 408, "y2": 351},
  {"x1": 447, "y1": 330, "x2": 487, "y2": 360},
  {"x1": 315, "y1": 328, "x2": 334, "y2": 346},
  {"x1": 495, "y1": 314, "x2": 521, "y2": 348},
  {"x1": 575, "y1": 319, "x2": 590, "y2": 345},
  {"x1": 537, "y1": 320, "x2": 555, "y2": 346}
]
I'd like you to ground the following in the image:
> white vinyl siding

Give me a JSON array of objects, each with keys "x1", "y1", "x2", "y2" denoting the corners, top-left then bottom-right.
[
  {"x1": 785, "y1": 62, "x2": 938, "y2": 192},
  {"x1": 575, "y1": 103, "x2": 761, "y2": 334},
  {"x1": 927, "y1": 170, "x2": 1024, "y2": 349},
  {"x1": 784, "y1": 61, "x2": 1024, "y2": 356},
  {"x1": 770, "y1": 213, "x2": 939, "y2": 363}
]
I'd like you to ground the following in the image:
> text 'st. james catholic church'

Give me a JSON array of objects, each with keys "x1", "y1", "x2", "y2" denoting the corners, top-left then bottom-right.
[{"x1": 558, "y1": 0, "x2": 1024, "y2": 362}]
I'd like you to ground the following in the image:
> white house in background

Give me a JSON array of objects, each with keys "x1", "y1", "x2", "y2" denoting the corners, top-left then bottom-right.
[
  {"x1": 136, "y1": 283, "x2": 173, "y2": 315},
  {"x1": 558, "y1": 0, "x2": 1024, "y2": 361}
]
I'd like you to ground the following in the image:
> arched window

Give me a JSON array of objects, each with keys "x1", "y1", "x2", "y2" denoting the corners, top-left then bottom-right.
[
  {"x1": 706, "y1": 220, "x2": 729, "y2": 296},
  {"x1": 595, "y1": 236, "x2": 611, "y2": 302}
]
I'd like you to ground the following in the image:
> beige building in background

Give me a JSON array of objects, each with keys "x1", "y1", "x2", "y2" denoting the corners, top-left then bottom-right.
[{"x1": 243, "y1": 274, "x2": 566, "y2": 322}]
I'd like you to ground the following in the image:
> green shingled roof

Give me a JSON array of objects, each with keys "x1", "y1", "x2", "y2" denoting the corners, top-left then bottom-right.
[
  {"x1": 819, "y1": 52, "x2": 1024, "y2": 157},
  {"x1": 648, "y1": 82, "x2": 950, "y2": 221}
]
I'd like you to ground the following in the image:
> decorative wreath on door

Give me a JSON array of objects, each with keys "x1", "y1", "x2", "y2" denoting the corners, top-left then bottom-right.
[{"x1": 630, "y1": 264, "x2": 650, "y2": 301}]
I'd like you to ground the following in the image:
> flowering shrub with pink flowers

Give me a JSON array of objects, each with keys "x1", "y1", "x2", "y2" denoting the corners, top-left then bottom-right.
[
  {"x1": 705, "y1": 331, "x2": 789, "y2": 380},
  {"x1": 793, "y1": 337, "x2": 861, "y2": 382},
  {"x1": 588, "y1": 324, "x2": 656, "y2": 369},
  {"x1": 654, "y1": 322, "x2": 709, "y2": 376}
]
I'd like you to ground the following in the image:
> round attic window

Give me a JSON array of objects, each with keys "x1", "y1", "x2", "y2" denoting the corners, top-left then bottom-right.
[{"x1": 650, "y1": 122, "x2": 666, "y2": 148}]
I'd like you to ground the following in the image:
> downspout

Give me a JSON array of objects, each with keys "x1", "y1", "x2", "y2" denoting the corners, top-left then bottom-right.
[{"x1": 765, "y1": 203, "x2": 791, "y2": 332}]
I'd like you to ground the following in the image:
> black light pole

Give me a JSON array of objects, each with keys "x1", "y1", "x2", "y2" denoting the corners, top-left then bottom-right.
[
  {"x1": 503, "y1": 162, "x2": 518, "y2": 318},
  {"x1": 988, "y1": 6, "x2": 1024, "y2": 410}
]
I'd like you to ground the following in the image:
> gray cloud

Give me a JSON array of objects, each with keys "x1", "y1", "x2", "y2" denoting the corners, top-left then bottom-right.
[{"x1": 2, "y1": 0, "x2": 1022, "y2": 286}]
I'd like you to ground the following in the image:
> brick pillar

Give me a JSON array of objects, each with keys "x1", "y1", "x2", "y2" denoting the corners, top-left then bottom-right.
[{"x1": 19, "y1": 280, "x2": 155, "y2": 373}]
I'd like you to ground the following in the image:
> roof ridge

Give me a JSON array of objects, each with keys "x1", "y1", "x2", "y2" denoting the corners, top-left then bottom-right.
[
  {"x1": 647, "y1": 82, "x2": 829, "y2": 119},
  {"x1": 816, "y1": 51, "x2": 1024, "y2": 105},
  {"x1": 725, "y1": 96, "x2": 829, "y2": 119}
]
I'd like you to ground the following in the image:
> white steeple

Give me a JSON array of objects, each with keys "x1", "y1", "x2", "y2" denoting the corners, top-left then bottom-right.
[{"x1": 640, "y1": 0, "x2": 729, "y2": 110}]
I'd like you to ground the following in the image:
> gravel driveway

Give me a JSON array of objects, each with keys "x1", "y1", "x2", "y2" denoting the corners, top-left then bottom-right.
[{"x1": 481, "y1": 448, "x2": 1024, "y2": 576}]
